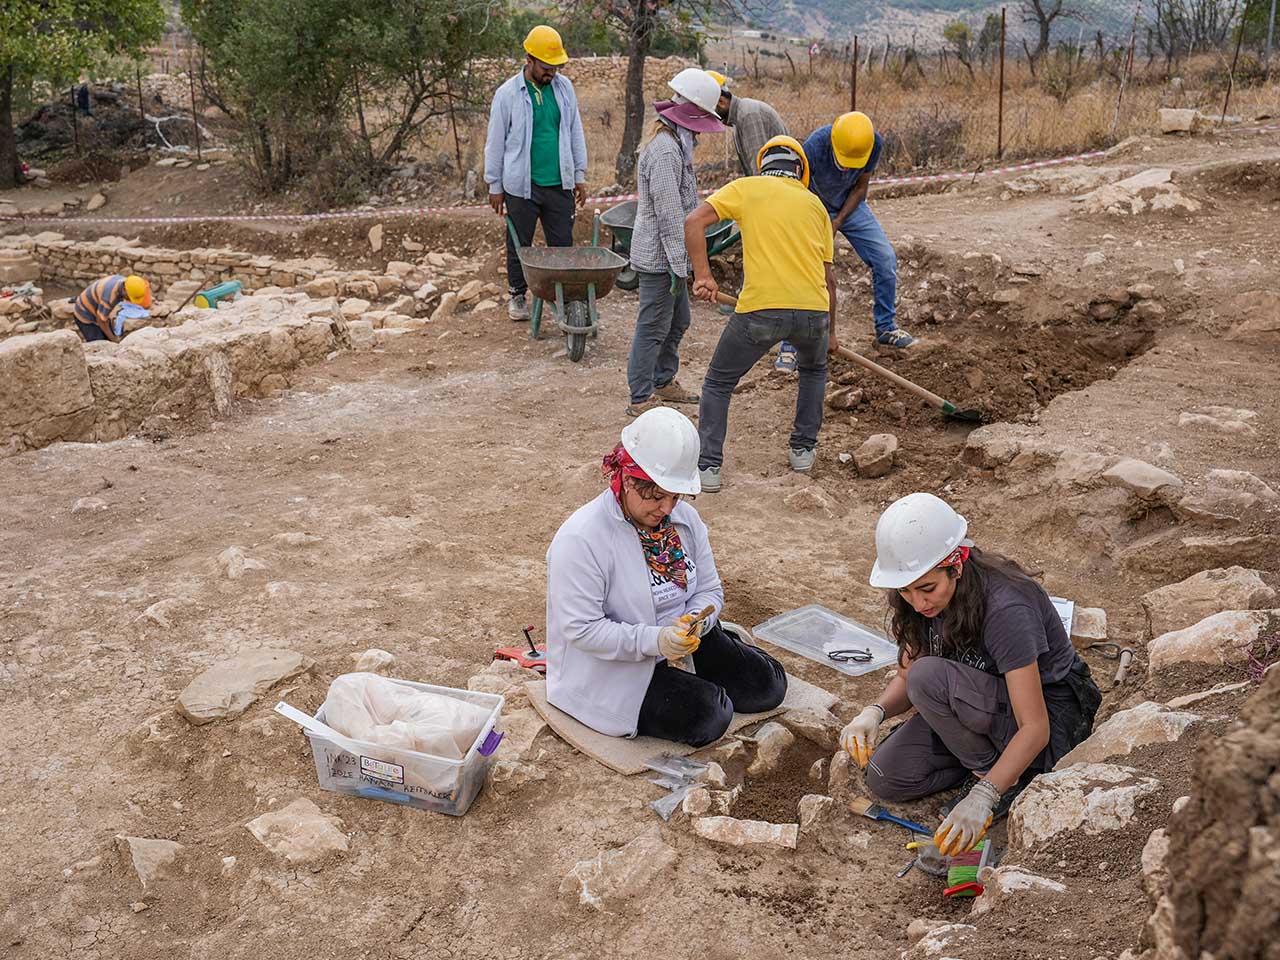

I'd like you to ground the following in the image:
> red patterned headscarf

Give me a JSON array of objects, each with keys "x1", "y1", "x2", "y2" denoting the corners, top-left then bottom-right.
[
  {"x1": 936, "y1": 545, "x2": 970, "y2": 569},
  {"x1": 602, "y1": 443, "x2": 653, "y2": 500}
]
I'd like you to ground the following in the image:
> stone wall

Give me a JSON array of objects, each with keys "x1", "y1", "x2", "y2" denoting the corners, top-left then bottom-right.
[{"x1": 0, "y1": 294, "x2": 350, "y2": 457}]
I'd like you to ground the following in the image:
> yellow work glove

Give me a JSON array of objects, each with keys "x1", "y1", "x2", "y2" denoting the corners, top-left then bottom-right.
[
  {"x1": 658, "y1": 625, "x2": 700, "y2": 662},
  {"x1": 934, "y1": 779, "x2": 1000, "y2": 856},
  {"x1": 674, "y1": 611, "x2": 711, "y2": 640},
  {"x1": 839, "y1": 704, "x2": 885, "y2": 768}
]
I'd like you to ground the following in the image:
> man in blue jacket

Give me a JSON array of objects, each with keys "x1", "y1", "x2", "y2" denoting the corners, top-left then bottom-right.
[
  {"x1": 484, "y1": 25, "x2": 589, "y2": 322},
  {"x1": 803, "y1": 112, "x2": 913, "y2": 349}
]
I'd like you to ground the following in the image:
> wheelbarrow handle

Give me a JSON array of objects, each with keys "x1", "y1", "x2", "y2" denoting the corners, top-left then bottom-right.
[{"x1": 505, "y1": 215, "x2": 522, "y2": 248}]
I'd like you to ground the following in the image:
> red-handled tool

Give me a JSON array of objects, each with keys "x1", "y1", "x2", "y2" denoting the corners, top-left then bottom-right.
[{"x1": 494, "y1": 626, "x2": 548, "y2": 673}]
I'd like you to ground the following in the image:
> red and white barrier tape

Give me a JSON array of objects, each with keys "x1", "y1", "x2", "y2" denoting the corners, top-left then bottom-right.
[{"x1": 0, "y1": 129, "x2": 1273, "y2": 227}]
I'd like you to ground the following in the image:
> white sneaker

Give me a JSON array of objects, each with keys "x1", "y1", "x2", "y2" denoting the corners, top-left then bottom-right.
[
  {"x1": 789, "y1": 447, "x2": 816, "y2": 473},
  {"x1": 507, "y1": 294, "x2": 531, "y2": 321},
  {"x1": 699, "y1": 466, "x2": 722, "y2": 492}
]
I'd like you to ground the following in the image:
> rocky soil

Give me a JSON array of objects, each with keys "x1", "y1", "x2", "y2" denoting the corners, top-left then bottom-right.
[{"x1": 0, "y1": 129, "x2": 1277, "y2": 960}]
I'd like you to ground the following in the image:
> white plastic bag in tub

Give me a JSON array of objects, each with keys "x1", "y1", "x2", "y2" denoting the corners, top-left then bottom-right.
[{"x1": 320, "y1": 673, "x2": 494, "y2": 795}]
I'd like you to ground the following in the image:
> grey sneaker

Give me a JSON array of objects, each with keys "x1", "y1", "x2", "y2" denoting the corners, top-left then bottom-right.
[
  {"x1": 699, "y1": 466, "x2": 722, "y2": 492},
  {"x1": 876, "y1": 328, "x2": 915, "y2": 349},
  {"x1": 507, "y1": 294, "x2": 531, "y2": 321},
  {"x1": 789, "y1": 447, "x2": 816, "y2": 473}
]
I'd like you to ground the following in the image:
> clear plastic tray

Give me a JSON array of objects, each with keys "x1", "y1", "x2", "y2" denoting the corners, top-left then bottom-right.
[{"x1": 751, "y1": 604, "x2": 901, "y2": 677}]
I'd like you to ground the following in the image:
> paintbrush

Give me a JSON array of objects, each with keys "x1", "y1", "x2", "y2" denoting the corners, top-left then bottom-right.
[{"x1": 849, "y1": 796, "x2": 931, "y2": 835}]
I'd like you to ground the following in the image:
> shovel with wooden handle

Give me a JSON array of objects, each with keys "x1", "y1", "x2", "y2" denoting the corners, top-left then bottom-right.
[{"x1": 712, "y1": 291, "x2": 983, "y2": 423}]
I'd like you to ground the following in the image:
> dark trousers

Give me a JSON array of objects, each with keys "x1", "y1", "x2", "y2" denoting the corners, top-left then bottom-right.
[
  {"x1": 636, "y1": 623, "x2": 788, "y2": 747},
  {"x1": 627, "y1": 271, "x2": 690, "y2": 403},
  {"x1": 697, "y1": 308, "x2": 828, "y2": 469},
  {"x1": 75, "y1": 319, "x2": 108, "y2": 342},
  {"x1": 504, "y1": 185, "x2": 576, "y2": 296}
]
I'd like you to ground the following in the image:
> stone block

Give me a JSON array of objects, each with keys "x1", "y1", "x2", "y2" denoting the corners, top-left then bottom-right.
[
  {"x1": 1141, "y1": 567, "x2": 1276, "y2": 637},
  {"x1": 1008, "y1": 763, "x2": 1160, "y2": 851},
  {"x1": 1056, "y1": 701, "x2": 1200, "y2": 765},
  {"x1": 855, "y1": 433, "x2": 898, "y2": 478},
  {"x1": 1147, "y1": 609, "x2": 1280, "y2": 673},
  {"x1": 177, "y1": 648, "x2": 314, "y2": 724},
  {"x1": 0, "y1": 330, "x2": 95, "y2": 456},
  {"x1": 692, "y1": 816, "x2": 798, "y2": 849}
]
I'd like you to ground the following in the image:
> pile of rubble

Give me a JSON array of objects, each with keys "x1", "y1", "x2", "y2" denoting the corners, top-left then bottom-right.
[{"x1": 1073, "y1": 168, "x2": 1202, "y2": 217}]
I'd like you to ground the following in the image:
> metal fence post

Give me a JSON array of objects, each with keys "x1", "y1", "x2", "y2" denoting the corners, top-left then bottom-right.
[
  {"x1": 851, "y1": 35, "x2": 859, "y2": 110},
  {"x1": 997, "y1": 8, "x2": 1006, "y2": 158}
]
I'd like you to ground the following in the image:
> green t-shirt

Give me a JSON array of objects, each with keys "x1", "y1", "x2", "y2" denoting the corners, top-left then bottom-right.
[{"x1": 526, "y1": 78, "x2": 562, "y2": 188}]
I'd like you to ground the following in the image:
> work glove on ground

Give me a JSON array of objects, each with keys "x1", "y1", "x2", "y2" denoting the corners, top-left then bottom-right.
[
  {"x1": 658, "y1": 625, "x2": 700, "y2": 663},
  {"x1": 839, "y1": 704, "x2": 885, "y2": 768},
  {"x1": 934, "y1": 778, "x2": 1000, "y2": 856}
]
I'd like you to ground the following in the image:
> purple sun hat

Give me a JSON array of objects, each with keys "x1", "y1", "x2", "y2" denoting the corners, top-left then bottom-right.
[{"x1": 654, "y1": 97, "x2": 726, "y2": 134}]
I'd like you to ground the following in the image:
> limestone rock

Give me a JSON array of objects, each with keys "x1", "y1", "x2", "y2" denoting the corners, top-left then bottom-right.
[
  {"x1": 779, "y1": 707, "x2": 842, "y2": 752},
  {"x1": 906, "y1": 918, "x2": 952, "y2": 945},
  {"x1": 141, "y1": 598, "x2": 185, "y2": 629},
  {"x1": 472, "y1": 298, "x2": 498, "y2": 313},
  {"x1": 177, "y1": 648, "x2": 314, "y2": 724},
  {"x1": 1206, "y1": 468, "x2": 1277, "y2": 501},
  {"x1": 368, "y1": 224, "x2": 383, "y2": 253},
  {"x1": 457, "y1": 280, "x2": 482, "y2": 303},
  {"x1": 692, "y1": 816, "x2": 798, "y2": 849},
  {"x1": 339, "y1": 298, "x2": 371, "y2": 319},
  {"x1": 86, "y1": 192, "x2": 107, "y2": 212},
  {"x1": 246, "y1": 798, "x2": 348, "y2": 864},
  {"x1": 216, "y1": 545, "x2": 266, "y2": 580},
  {"x1": 826, "y1": 385, "x2": 863, "y2": 410},
  {"x1": 1142, "y1": 567, "x2": 1276, "y2": 637},
  {"x1": 115, "y1": 836, "x2": 184, "y2": 891},
  {"x1": 431, "y1": 292, "x2": 459, "y2": 321},
  {"x1": 559, "y1": 828, "x2": 678, "y2": 911},
  {"x1": 798, "y1": 794, "x2": 835, "y2": 833},
  {"x1": 1083, "y1": 251, "x2": 1107, "y2": 268},
  {"x1": 1147, "y1": 609, "x2": 1280, "y2": 673},
  {"x1": 783, "y1": 484, "x2": 842, "y2": 518},
  {"x1": 1101, "y1": 458, "x2": 1182, "y2": 501},
  {"x1": 1178, "y1": 411, "x2": 1255, "y2": 435},
  {"x1": 1177, "y1": 490, "x2": 1255, "y2": 526},
  {"x1": 1008, "y1": 762, "x2": 1161, "y2": 851},
  {"x1": 904, "y1": 923, "x2": 977, "y2": 959},
  {"x1": 827, "y1": 749, "x2": 854, "y2": 804},
  {"x1": 272, "y1": 531, "x2": 323, "y2": 548},
  {"x1": 495, "y1": 706, "x2": 547, "y2": 760},
  {"x1": 1165, "y1": 680, "x2": 1251, "y2": 708},
  {"x1": 682, "y1": 787, "x2": 712, "y2": 817},
  {"x1": 697, "y1": 761, "x2": 727, "y2": 788},
  {"x1": 0, "y1": 330, "x2": 94, "y2": 456},
  {"x1": 352, "y1": 648, "x2": 396, "y2": 673},
  {"x1": 970, "y1": 866, "x2": 1067, "y2": 916},
  {"x1": 855, "y1": 433, "x2": 898, "y2": 478},
  {"x1": 1057, "y1": 701, "x2": 1200, "y2": 765},
  {"x1": 72, "y1": 496, "x2": 108, "y2": 514},
  {"x1": 1131, "y1": 299, "x2": 1165, "y2": 321},
  {"x1": 1158, "y1": 108, "x2": 1205, "y2": 134},
  {"x1": 347, "y1": 319, "x2": 375, "y2": 349},
  {"x1": 1141, "y1": 827, "x2": 1170, "y2": 899},
  {"x1": 485, "y1": 758, "x2": 545, "y2": 797},
  {"x1": 1071, "y1": 606, "x2": 1107, "y2": 645},
  {"x1": 747, "y1": 721, "x2": 795, "y2": 776},
  {"x1": 304, "y1": 277, "x2": 339, "y2": 298}
]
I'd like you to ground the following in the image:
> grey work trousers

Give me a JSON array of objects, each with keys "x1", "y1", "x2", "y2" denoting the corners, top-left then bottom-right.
[
  {"x1": 626, "y1": 271, "x2": 691, "y2": 403},
  {"x1": 866, "y1": 657, "x2": 1034, "y2": 803},
  {"x1": 697, "y1": 308, "x2": 828, "y2": 469}
]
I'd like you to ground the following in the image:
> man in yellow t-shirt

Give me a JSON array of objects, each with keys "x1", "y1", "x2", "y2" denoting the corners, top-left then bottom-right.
[{"x1": 683, "y1": 135, "x2": 837, "y2": 492}]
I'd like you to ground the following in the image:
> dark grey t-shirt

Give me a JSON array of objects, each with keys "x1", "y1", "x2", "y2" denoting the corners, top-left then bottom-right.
[{"x1": 928, "y1": 572, "x2": 1076, "y2": 684}]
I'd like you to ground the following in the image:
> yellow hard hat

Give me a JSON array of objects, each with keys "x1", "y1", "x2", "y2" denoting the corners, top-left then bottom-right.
[
  {"x1": 831, "y1": 111, "x2": 875, "y2": 169},
  {"x1": 523, "y1": 25, "x2": 568, "y2": 66},
  {"x1": 756, "y1": 134, "x2": 811, "y2": 188},
  {"x1": 124, "y1": 274, "x2": 152, "y2": 309},
  {"x1": 706, "y1": 70, "x2": 729, "y2": 90}
]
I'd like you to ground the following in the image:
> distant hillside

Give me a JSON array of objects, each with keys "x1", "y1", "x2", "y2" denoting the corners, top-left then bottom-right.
[{"x1": 754, "y1": 0, "x2": 1137, "y2": 47}]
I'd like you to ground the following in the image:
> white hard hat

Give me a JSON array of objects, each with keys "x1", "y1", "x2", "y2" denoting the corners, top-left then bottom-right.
[
  {"x1": 620, "y1": 407, "x2": 701, "y2": 496},
  {"x1": 668, "y1": 68, "x2": 722, "y2": 117},
  {"x1": 869, "y1": 493, "x2": 971, "y2": 589}
]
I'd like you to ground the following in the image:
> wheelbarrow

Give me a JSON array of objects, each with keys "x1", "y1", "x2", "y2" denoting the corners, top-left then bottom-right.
[
  {"x1": 599, "y1": 199, "x2": 741, "y2": 292},
  {"x1": 507, "y1": 212, "x2": 627, "y2": 363}
]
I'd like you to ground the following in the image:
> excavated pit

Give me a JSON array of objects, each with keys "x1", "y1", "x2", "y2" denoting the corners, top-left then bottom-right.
[{"x1": 729, "y1": 738, "x2": 830, "y2": 825}]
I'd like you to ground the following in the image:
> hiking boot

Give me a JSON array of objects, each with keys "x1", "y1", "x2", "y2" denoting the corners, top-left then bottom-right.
[
  {"x1": 655, "y1": 379, "x2": 699, "y2": 404},
  {"x1": 507, "y1": 294, "x2": 531, "y2": 322},
  {"x1": 699, "y1": 466, "x2": 722, "y2": 492},
  {"x1": 774, "y1": 342, "x2": 798, "y2": 372},
  {"x1": 789, "y1": 446, "x2": 816, "y2": 474},
  {"x1": 625, "y1": 394, "x2": 662, "y2": 418},
  {"x1": 876, "y1": 328, "x2": 915, "y2": 349}
]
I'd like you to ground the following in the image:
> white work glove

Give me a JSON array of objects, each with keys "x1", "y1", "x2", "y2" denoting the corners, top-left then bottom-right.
[
  {"x1": 657, "y1": 625, "x2": 700, "y2": 663},
  {"x1": 934, "y1": 779, "x2": 1000, "y2": 856},
  {"x1": 839, "y1": 704, "x2": 885, "y2": 768}
]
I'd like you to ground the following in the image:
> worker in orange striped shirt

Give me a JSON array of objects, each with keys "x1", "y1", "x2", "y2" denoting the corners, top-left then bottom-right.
[{"x1": 72, "y1": 274, "x2": 151, "y2": 342}]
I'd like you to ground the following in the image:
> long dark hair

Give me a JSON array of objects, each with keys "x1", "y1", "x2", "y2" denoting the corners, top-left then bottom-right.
[{"x1": 887, "y1": 548, "x2": 1043, "y2": 665}]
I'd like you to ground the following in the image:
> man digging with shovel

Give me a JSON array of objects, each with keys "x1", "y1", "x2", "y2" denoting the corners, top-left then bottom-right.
[{"x1": 685, "y1": 135, "x2": 838, "y2": 493}]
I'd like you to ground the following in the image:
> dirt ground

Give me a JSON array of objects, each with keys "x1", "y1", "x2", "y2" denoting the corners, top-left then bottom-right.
[{"x1": 1, "y1": 129, "x2": 1278, "y2": 960}]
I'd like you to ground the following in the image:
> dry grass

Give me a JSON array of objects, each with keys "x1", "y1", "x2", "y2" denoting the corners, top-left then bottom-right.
[{"x1": 407, "y1": 52, "x2": 1279, "y2": 190}]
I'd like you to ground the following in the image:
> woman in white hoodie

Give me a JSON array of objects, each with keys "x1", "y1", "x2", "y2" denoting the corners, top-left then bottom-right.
[{"x1": 546, "y1": 408, "x2": 787, "y2": 745}]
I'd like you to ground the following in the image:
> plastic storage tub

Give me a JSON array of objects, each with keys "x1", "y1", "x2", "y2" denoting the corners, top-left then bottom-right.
[{"x1": 302, "y1": 679, "x2": 505, "y2": 817}]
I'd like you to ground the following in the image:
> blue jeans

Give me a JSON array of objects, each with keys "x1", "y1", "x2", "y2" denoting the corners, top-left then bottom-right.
[
  {"x1": 627, "y1": 271, "x2": 691, "y2": 403},
  {"x1": 698, "y1": 308, "x2": 828, "y2": 469},
  {"x1": 837, "y1": 202, "x2": 898, "y2": 335}
]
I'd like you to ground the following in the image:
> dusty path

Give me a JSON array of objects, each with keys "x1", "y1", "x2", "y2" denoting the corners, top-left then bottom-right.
[{"x1": 1, "y1": 133, "x2": 1278, "y2": 960}]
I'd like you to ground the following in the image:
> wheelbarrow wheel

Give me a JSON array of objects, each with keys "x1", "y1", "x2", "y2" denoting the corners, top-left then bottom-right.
[
  {"x1": 565, "y1": 299, "x2": 589, "y2": 362},
  {"x1": 615, "y1": 264, "x2": 639, "y2": 291}
]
